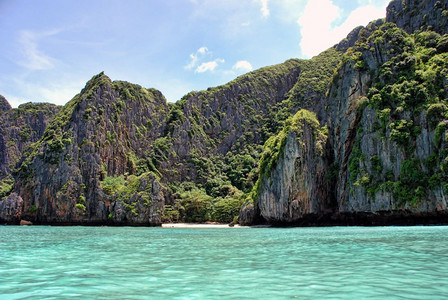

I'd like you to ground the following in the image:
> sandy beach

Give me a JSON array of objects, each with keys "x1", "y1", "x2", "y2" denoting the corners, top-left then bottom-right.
[{"x1": 161, "y1": 223, "x2": 246, "y2": 228}]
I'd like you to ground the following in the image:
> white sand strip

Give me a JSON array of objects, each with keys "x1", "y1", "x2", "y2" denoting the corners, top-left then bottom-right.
[{"x1": 161, "y1": 223, "x2": 245, "y2": 228}]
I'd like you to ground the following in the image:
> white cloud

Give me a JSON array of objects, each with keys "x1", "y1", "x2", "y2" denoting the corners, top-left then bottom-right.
[
  {"x1": 1, "y1": 74, "x2": 85, "y2": 108},
  {"x1": 185, "y1": 53, "x2": 199, "y2": 70},
  {"x1": 3, "y1": 84, "x2": 80, "y2": 108},
  {"x1": 333, "y1": 5, "x2": 386, "y2": 37},
  {"x1": 197, "y1": 46, "x2": 208, "y2": 54},
  {"x1": 17, "y1": 29, "x2": 60, "y2": 70},
  {"x1": 185, "y1": 46, "x2": 210, "y2": 70},
  {"x1": 259, "y1": 0, "x2": 269, "y2": 17},
  {"x1": 298, "y1": 0, "x2": 387, "y2": 58},
  {"x1": 274, "y1": 0, "x2": 306, "y2": 23},
  {"x1": 195, "y1": 59, "x2": 225, "y2": 73},
  {"x1": 232, "y1": 60, "x2": 253, "y2": 72},
  {"x1": 185, "y1": 47, "x2": 225, "y2": 73},
  {"x1": 196, "y1": 62, "x2": 217, "y2": 73},
  {"x1": 38, "y1": 84, "x2": 81, "y2": 105},
  {"x1": 297, "y1": 0, "x2": 340, "y2": 58}
]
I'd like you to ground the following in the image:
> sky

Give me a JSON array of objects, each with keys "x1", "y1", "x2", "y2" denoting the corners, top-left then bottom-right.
[{"x1": 0, "y1": 0, "x2": 390, "y2": 108}]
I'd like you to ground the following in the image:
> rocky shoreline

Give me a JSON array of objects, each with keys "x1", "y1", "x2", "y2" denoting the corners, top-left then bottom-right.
[{"x1": 3, "y1": 211, "x2": 448, "y2": 227}]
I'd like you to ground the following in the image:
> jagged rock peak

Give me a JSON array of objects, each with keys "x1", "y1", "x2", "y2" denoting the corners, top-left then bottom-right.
[
  {"x1": 7, "y1": 68, "x2": 170, "y2": 226},
  {"x1": 78, "y1": 72, "x2": 167, "y2": 105},
  {"x1": 86, "y1": 71, "x2": 111, "y2": 85},
  {"x1": 79, "y1": 72, "x2": 112, "y2": 94},
  {"x1": 335, "y1": 18, "x2": 385, "y2": 54},
  {"x1": 0, "y1": 95, "x2": 12, "y2": 112},
  {"x1": 334, "y1": 26, "x2": 365, "y2": 53},
  {"x1": 387, "y1": 0, "x2": 448, "y2": 34}
]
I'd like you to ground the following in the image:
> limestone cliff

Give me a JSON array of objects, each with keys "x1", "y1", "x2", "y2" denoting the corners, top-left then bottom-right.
[
  {"x1": 157, "y1": 59, "x2": 304, "y2": 184},
  {"x1": 157, "y1": 49, "x2": 344, "y2": 223},
  {"x1": 386, "y1": 0, "x2": 448, "y2": 35},
  {"x1": 0, "y1": 95, "x2": 12, "y2": 113},
  {"x1": 254, "y1": 110, "x2": 333, "y2": 224},
  {"x1": 245, "y1": 0, "x2": 448, "y2": 225},
  {"x1": 157, "y1": 48, "x2": 343, "y2": 213},
  {"x1": 0, "y1": 100, "x2": 60, "y2": 200},
  {"x1": 2, "y1": 73, "x2": 169, "y2": 225},
  {"x1": 0, "y1": 53, "x2": 343, "y2": 225},
  {"x1": 328, "y1": 21, "x2": 448, "y2": 215}
]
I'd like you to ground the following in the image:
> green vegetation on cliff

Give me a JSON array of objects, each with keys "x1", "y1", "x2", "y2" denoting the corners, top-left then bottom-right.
[
  {"x1": 0, "y1": 101, "x2": 61, "y2": 198},
  {"x1": 0, "y1": 176, "x2": 14, "y2": 199},
  {"x1": 100, "y1": 172, "x2": 159, "y2": 214},
  {"x1": 248, "y1": 109, "x2": 327, "y2": 204},
  {"x1": 276, "y1": 48, "x2": 342, "y2": 123},
  {"x1": 153, "y1": 48, "x2": 341, "y2": 222},
  {"x1": 336, "y1": 21, "x2": 448, "y2": 208},
  {"x1": 164, "y1": 181, "x2": 244, "y2": 223}
]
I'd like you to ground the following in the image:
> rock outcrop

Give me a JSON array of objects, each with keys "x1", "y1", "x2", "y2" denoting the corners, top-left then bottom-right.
[
  {"x1": 386, "y1": 0, "x2": 448, "y2": 35},
  {"x1": 158, "y1": 59, "x2": 305, "y2": 184},
  {"x1": 238, "y1": 201, "x2": 258, "y2": 226},
  {"x1": 245, "y1": 0, "x2": 448, "y2": 225},
  {"x1": 9, "y1": 73, "x2": 169, "y2": 225},
  {"x1": 109, "y1": 172, "x2": 165, "y2": 225},
  {"x1": 253, "y1": 110, "x2": 333, "y2": 223},
  {"x1": 0, "y1": 95, "x2": 11, "y2": 113},
  {"x1": 0, "y1": 193, "x2": 23, "y2": 223},
  {"x1": 0, "y1": 102, "x2": 60, "y2": 177},
  {"x1": 0, "y1": 101, "x2": 60, "y2": 200},
  {"x1": 326, "y1": 19, "x2": 448, "y2": 215}
]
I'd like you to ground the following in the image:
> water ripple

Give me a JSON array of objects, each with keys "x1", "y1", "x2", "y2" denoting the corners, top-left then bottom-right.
[{"x1": 0, "y1": 226, "x2": 447, "y2": 299}]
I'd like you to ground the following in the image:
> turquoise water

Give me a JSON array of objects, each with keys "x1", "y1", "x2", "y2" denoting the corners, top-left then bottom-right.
[{"x1": 0, "y1": 226, "x2": 447, "y2": 299}]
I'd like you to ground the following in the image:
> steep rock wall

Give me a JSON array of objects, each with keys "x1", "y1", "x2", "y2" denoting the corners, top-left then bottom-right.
[
  {"x1": 4, "y1": 73, "x2": 169, "y2": 225},
  {"x1": 0, "y1": 95, "x2": 11, "y2": 113},
  {"x1": 158, "y1": 59, "x2": 304, "y2": 183},
  {"x1": 328, "y1": 22, "x2": 448, "y2": 214},
  {"x1": 246, "y1": 0, "x2": 448, "y2": 225},
  {"x1": 0, "y1": 101, "x2": 60, "y2": 200},
  {"x1": 0, "y1": 102, "x2": 60, "y2": 178},
  {"x1": 256, "y1": 111, "x2": 333, "y2": 223},
  {"x1": 240, "y1": 110, "x2": 333, "y2": 224},
  {"x1": 387, "y1": 0, "x2": 448, "y2": 35}
]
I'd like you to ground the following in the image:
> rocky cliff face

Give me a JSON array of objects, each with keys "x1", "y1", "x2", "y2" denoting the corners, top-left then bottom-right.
[
  {"x1": 157, "y1": 59, "x2": 304, "y2": 183},
  {"x1": 1, "y1": 73, "x2": 169, "y2": 225},
  {"x1": 0, "y1": 95, "x2": 11, "y2": 112},
  {"x1": 0, "y1": 102, "x2": 60, "y2": 177},
  {"x1": 158, "y1": 49, "x2": 343, "y2": 224},
  {"x1": 0, "y1": 100, "x2": 60, "y2": 200},
  {"x1": 328, "y1": 21, "x2": 448, "y2": 215},
  {"x1": 386, "y1": 0, "x2": 448, "y2": 35},
  {"x1": 158, "y1": 48, "x2": 343, "y2": 209},
  {"x1": 245, "y1": 0, "x2": 448, "y2": 225},
  {"x1": 255, "y1": 110, "x2": 334, "y2": 224}
]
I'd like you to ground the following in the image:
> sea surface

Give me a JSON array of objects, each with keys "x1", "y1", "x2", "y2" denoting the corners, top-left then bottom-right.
[{"x1": 0, "y1": 225, "x2": 447, "y2": 299}]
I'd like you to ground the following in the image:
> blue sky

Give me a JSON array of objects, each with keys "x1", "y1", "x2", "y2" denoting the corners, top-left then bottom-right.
[{"x1": 0, "y1": 0, "x2": 390, "y2": 107}]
